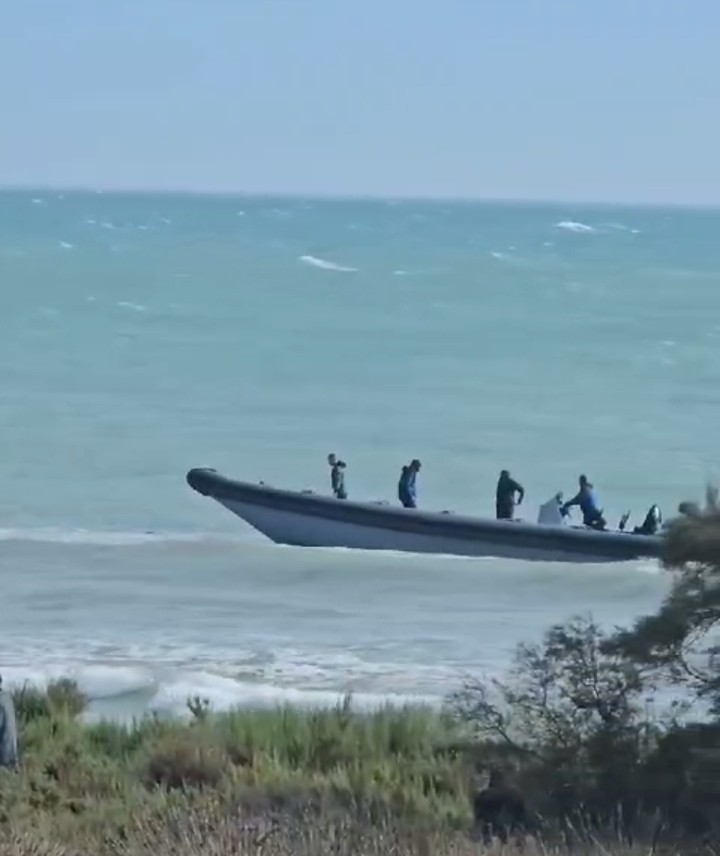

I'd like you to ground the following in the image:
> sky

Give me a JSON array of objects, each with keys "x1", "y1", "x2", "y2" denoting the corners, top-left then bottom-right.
[{"x1": 1, "y1": 0, "x2": 719, "y2": 205}]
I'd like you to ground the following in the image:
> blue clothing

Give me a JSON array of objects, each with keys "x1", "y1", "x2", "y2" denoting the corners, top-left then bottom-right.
[
  {"x1": 330, "y1": 464, "x2": 346, "y2": 499},
  {"x1": 0, "y1": 690, "x2": 18, "y2": 769},
  {"x1": 398, "y1": 467, "x2": 417, "y2": 508},
  {"x1": 562, "y1": 486, "x2": 602, "y2": 524}
]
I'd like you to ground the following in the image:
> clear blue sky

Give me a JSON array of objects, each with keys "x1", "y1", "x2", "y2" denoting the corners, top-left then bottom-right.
[{"x1": 1, "y1": 0, "x2": 718, "y2": 204}]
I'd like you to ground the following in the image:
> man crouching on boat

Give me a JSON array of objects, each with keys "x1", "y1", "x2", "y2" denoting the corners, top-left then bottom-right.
[{"x1": 561, "y1": 475, "x2": 607, "y2": 530}]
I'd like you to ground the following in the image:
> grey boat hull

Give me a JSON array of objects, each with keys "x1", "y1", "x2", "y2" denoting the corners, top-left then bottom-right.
[{"x1": 186, "y1": 468, "x2": 663, "y2": 564}]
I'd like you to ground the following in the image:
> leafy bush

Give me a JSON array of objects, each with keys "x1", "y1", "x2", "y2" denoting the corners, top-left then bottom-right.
[{"x1": 448, "y1": 615, "x2": 661, "y2": 830}]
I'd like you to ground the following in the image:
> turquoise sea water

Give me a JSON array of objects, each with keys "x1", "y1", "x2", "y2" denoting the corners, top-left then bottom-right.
[{"x1": 1, "y1": 190, "x2": 718, "y2": 717}]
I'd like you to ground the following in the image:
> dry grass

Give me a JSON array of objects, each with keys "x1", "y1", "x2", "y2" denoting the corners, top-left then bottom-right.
[
  {"x1": 0, "y1": 805, "x2": 704, "y2": 856},
  {"x1": 3, "y1": 682, "x2": 717, "y2": 855},
  {"x1": 2, "y1": 684, "x2": 478, "y2": 851}
]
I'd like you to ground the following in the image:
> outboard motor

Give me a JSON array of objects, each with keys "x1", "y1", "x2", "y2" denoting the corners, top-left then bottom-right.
[{"x1": 634, "y1": 504, "x2": 662, "y2": 536}]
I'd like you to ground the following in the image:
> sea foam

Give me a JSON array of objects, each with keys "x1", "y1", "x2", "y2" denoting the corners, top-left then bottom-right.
[
  {"x1": 0, "y1": 662, "x2": 439, "y2": 721},
  {"x1": 0, "y1": 527, "x2": 241, "y2": 547},
  {"x1": 555, "y1": 220, "x2": 596, "y2": 233},
  {"x1": 299, "y1": 255, "x2": 357, "y2": 272}
]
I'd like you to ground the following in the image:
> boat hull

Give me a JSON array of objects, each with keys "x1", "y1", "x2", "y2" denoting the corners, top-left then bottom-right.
[{"x1": 186, "y1": 468, "x2": 663, "y2": 564}]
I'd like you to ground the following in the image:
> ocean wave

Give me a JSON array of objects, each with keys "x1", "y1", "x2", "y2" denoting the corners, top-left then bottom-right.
[
  {"x1": 150, "y1": 673, "x2": 438, "y2": 715},
  {"x1": 117, "y1": 301, "x2": 147, "y2": 312},
  {"x1": 59, "y1": 241, "x2": 74, "y2": 250},
  {"x1": 1, "y1": 664, "x2": 157, "y2": 700},
  {"x1": 603, "y1": 222, "x2": 642, "y2": 234},
  {"x1": 0, "y1": 662, "x2": 440, "y2": 719},
  {"x1": 555, "y1": 220, "x2": 596, "y2": 233},
  {"x1": 0, "y1": 527, "x2": 242, "y2": 547},
  {"x1": 299, "y1": 255, "x2": 357, "y2": 273}
]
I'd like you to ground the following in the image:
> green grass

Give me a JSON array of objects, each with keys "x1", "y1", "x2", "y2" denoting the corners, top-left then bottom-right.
[
  {"x1": 2, "y1": 681, "x2": 715, "y2": 855},
  {"x1": 3, "y1": 682, "x2": 479, "y2": 850}
]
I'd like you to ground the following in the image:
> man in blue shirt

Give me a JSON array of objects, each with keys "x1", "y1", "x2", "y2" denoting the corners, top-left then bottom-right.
[
  {"x1": 561, "y1": 475, "x2": 607, "y2": 530},
  {"x1": 398, "y1": 459, "x2": 421, "y2": 508}
]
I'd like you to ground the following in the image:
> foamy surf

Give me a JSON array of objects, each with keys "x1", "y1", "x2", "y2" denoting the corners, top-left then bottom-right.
[
  {"x1": 0, "y1": 527, "x2": 245, "y2": 547},
  {"x1": 149, "y1": 674, "x2": 438, "y2": 717},
  {"x1": 299, "y1": 255, "x2": 357, "y2": 273},
  {"x1": 0, "y1": 663, "x2": 442, "y2": 721},
  {"x1": 555, "y1": 220, "x2": 596, "y2": 233}
]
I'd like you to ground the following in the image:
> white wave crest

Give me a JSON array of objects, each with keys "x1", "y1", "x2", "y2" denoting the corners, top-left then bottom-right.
[
  {"x1": 149, "y1": 674, "x2": 438, "y2": 716},
  {"x1": 555, "y1": 220, "x2": 596, "y2": 233},
  {"x1": 0, "y1": 664, "x2": 439, "y2": 719},
  {"x1": 299, "y1": 255, "x2": 357, "y2": 273},
  {"x1": 602, "y1": 222, "x2": 641, "y2": 234},
  {"x1": 0, "y1": 527, "x2": 238, "y2": 547},
  {"x1": 59, "y1": 241, "x2": 74, "y2": 250},
  {"x1": 0, "y1": 664, "x2": 157, "y2": 702}
]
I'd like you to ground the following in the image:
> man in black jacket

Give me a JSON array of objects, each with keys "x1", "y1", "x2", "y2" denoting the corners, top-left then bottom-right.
[{"x1": 496, "y1": 470, "x2": 525, "y2": 520}]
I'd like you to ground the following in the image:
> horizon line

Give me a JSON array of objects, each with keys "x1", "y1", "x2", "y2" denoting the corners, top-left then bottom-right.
[{"x1": 1, "y1": 183, "x2": 719, "y2": 212}]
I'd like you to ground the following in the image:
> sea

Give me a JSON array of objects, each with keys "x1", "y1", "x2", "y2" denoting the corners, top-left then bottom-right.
[{"x1": 1, "y1": 190, "x2": 718, "y2": 722}]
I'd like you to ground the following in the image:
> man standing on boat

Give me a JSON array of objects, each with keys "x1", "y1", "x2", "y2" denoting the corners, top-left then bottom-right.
[
  {"x1": 561, "y1": 474, "x2": 606, "y2": 530},
  {"x1": 398, "y1": 459, "x2": 421, "y2": 508},
  {"x1": 327, "y1": 454, "x2": 347, "y2": 500},
  {"x1": 495, "y1": 470, "x2": 525, "y2": 520}
]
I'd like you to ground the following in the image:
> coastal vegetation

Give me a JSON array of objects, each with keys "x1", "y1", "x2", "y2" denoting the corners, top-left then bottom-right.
[{"x1": 1, "y1": 490, "x2": 719, "y2": 854}]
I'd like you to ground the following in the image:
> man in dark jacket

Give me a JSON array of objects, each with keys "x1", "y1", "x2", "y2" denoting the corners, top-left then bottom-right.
[{"x1": 496, "y1": 470, "x2": 525, "y2": 520}]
